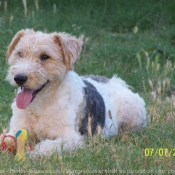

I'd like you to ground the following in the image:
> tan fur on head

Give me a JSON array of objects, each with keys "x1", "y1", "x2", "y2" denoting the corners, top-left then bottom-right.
[
  {"x1": 6, "y1": 29, "x2": 37, "y2": 63},
  {"x1": 53, "y1": 32, "x2": 82, "y2": 70},
  {"x1": 6, "y1": 30, "x2": 25, "y2": 61},
  {"x1": 6, "y1": 29, "x2": 82, "y2": 71},
  {"x1": 6, "y1": 29, "x2": 83, "y2": 89}
]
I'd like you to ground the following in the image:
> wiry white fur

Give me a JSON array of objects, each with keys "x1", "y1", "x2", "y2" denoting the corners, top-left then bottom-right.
[{"x1": 3, "y1": 29, "x2": 147, "y2": 157}]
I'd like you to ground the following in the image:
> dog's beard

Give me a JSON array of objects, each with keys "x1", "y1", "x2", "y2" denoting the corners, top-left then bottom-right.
[{"x1": 16, "y1": 81, "x2": 49, "y2": 109}]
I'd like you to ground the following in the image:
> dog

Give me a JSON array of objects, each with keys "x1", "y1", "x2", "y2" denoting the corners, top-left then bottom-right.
[{"x1": 0, "y1": 29, "x2": 146, "y2": 157}]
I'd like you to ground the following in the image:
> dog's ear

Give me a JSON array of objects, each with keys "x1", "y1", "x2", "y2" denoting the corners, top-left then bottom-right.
[
  {"x1": 53, "y1": 33, "x2": 82, "y2": 70},
  {"x1": 6, "y1": 30, "x2": 25, "y2": 62}
]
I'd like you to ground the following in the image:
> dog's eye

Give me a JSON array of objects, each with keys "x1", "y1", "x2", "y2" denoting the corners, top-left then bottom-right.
[
  {"x1": 17, "y1": 52, "x2": 23, "y2": 57},
  {"x1": 40, "y1": 54, "x2": 50, "y2": 60}
]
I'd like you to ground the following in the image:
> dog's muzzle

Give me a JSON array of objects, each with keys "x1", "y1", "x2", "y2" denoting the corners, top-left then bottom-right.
[{"x1": 15, "y1": 79, "x2": 49, "y2": 110}]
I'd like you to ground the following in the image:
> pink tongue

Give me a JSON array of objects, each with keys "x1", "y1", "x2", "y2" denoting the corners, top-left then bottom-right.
[{"x1": 16, "y1": 88, "x2": 35, "y2": 109}]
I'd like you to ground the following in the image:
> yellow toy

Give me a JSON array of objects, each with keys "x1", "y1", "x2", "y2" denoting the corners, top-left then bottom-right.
[{"x1": 15, "y1": 129, "x2": 28, "y2": 161}]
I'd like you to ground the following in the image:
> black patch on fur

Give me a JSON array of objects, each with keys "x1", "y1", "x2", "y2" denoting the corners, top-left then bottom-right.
[
  {"x1": 79, "y1": 80, "x2": 106, "y2": 136},
  {"x1": 82, "y1": 75, "x2": 109, "y2": 83}
]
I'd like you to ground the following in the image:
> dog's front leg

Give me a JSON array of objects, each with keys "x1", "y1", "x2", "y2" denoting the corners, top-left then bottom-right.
[{"x1": 29, "y1": 133, "x2": 83, "y2": 158}]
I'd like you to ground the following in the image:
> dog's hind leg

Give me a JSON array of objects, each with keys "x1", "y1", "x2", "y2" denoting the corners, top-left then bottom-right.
[{"x1": 115, "y1": 90, "x2": 147, "y2": 132}]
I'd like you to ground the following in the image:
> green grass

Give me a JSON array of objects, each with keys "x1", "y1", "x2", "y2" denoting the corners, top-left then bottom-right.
[{"x1": 0, "y1": 0, "x2": 175, "y2": 174}]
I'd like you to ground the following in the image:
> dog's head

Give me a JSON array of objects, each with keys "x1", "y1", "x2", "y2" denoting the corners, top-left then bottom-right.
[{"x1": 6, "y1": 29, "x2": 82, "y2": 109}]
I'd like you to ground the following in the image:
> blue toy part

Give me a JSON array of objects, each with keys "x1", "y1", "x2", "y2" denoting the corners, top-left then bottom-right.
[{"x1": 15, "y1": 130, "x2": 22, "y2": 139}]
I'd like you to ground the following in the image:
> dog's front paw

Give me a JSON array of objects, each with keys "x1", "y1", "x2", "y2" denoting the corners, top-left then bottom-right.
[
  {"x1": 27, "y1": 144, "x2": 57, "y2": 159},
  {"x1": 26, "y1": 150, "x2": 45, "y2": 159}
]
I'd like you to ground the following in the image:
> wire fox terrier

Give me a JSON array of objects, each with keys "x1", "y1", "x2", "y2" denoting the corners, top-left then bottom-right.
[{"x1": 0, "y1": 29, "x2": 146, "y2": 157}]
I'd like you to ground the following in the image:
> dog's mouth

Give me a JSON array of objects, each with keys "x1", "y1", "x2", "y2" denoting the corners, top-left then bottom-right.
[{"x1": 16, "y1": 81, "x2": 49, "y2": 109}]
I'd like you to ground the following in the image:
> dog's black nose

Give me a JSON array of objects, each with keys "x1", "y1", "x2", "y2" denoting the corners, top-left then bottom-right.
[{"x1": 14, "y1": 74, "x2": 28, "y2": 85}]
